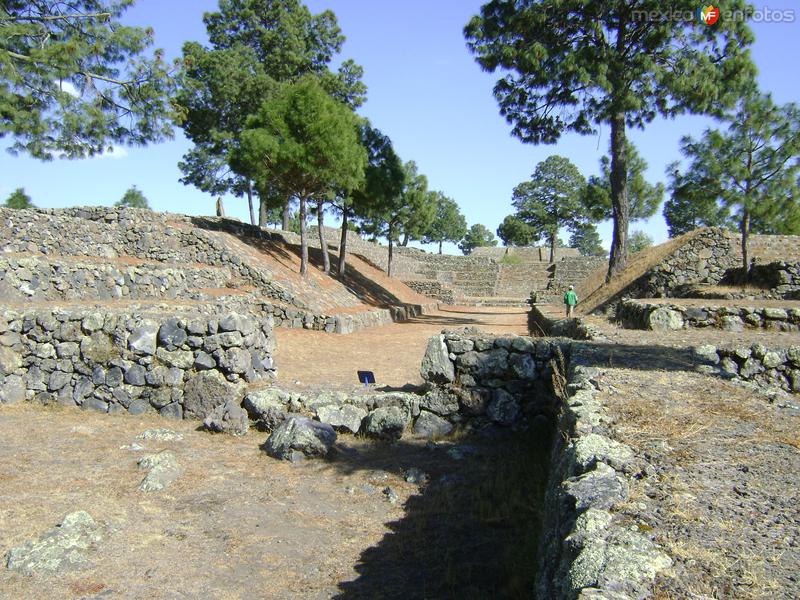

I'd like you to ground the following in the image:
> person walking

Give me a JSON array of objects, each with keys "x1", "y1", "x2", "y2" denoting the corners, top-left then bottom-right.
[{"x1": 564, "y1": 285, "x2": 577, "y2": 318}]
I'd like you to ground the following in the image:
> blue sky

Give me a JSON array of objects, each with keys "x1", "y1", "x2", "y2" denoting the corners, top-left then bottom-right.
[{"x1": 1, "y1": 0, "x2": 798, "y2": 255}]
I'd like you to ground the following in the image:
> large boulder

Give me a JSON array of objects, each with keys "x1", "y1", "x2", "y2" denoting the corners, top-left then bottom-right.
[
  {"x1": 5, "y1": 511, "x2": 102, "y2": 575},
  {"x1": 203, "y1": 399, "x2": 249, "y2": 436},
  {"x1": 182, "y1": 371, "x2": 242, "y2": 420},
  {"x1": 263, "y1": 416, "x2": 337, "y2": 461},
  {"x1": 412, "y1": 410, "x2": 453, "y2": 439},
  {"x1": 364, "y1": 406, "x2": 409, "y2": 440},
  {"x1": 420, "y1": 335, "x2": 455, "y2": 384},
  {"x1": 0, "y1": 374, "x2": 26, "y2": 404},
  {"x1": 419, "y1": 387, "x2": 459, "y2": 416},
  {"x1": 486, "y1": 389, "x2": 521, "y2": 426},
  {"x1": 243, "y1": 388, "x2": 290, "y2": 430},
  {"x1": 315, "y1": 404, "x2": 367, "y2": 434},
  {"x1": 719, "y1": 315, "x2": 745, "y2": 332},
  {"x1": 647, "y1": 308, "x2": 684, "y2": 331}
]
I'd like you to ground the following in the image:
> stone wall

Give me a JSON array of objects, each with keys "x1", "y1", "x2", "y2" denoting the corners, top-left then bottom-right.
[
  {"x1": 536, "y1": 344, "x2": 671, "y2": 598},
  {"x1": 625, "y1": 228, "x2": 739, "y2": 298},
  {"x1": 472, "y1": 246, "x2": 580, "y2": 260},
  {"x1": 417, "y1": 327, "x2": 671, "y2": 598},
  {"x1": 616, "y1": 299, "x2": 800, "y2": 332},
  {"x1": 547, "y1": 256, "x2": 607, "y2": 299},
  {"x1": 718, "y1": 261, "x2": 800, "y2": 300},
  {"x1": 0, "y1": 208, "x2": 304, "y2": 308},
  {"x1": 403, "y1": 280, "x2": 456, "y2": 304},
  {"x1": 0, "y1": 307, "x2": 275, "y2": 417},
  {"x1": 419, "y1": 329, "x2": 564, "y2": 421},
  {"x1": 749, "y1": 234, "x2": 800, "y2": 263},
  {"x1": 0, "y1": 256, "x2": 236, "y2": 303},
  {"x1": 693, "y1": 343, "x2": 800, "y2": 392}
]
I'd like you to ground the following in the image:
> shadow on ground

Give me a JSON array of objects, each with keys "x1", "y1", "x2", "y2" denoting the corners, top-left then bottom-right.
[
  {"x1": 321, "y1": 419, "x2": 555, "y2": 600},
  {"x1": 575, "y1": 342, "x2": 697, "y2": 373}
]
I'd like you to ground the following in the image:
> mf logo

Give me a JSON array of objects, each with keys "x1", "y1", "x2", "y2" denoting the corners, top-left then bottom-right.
[{"x1": 699, "y1": 4, "x2": 720, "y2": 26}]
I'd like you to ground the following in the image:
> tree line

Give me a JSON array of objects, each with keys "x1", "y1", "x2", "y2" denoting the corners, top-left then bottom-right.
[{"x1": 2, "y1": 1, "x2": 798, "y2": 278}]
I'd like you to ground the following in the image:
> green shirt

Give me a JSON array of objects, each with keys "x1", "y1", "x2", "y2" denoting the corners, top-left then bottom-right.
[{"x1": 564, "y1": 290, "x2": 578, "y2": 306}]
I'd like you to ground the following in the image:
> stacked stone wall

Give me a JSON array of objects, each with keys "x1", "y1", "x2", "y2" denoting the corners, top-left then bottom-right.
[
  {"x1": 0, "y1": 307, "x2": 275, "y2": 416},
  {"x1": 616, "y1": 299, "x2": 800, "y2": 332},
  {"x1": 0, "y1": 256, "x2": 236, "y2": 303},
  {"x1": 1, "y1": 208, "x2": 303, "y2": 308}
]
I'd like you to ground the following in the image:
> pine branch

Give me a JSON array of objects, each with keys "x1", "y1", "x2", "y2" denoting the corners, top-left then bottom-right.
[{"x1": 0, "y1": 13, "x2": 112, "y2": 23}]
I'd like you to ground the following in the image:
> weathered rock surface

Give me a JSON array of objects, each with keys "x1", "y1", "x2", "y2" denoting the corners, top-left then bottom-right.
[
  {"x1": 486, "y1": 389, "x2": 521, "y2": 426},
  {"x1": 315, "y1": 404, "x2": 367, "y2": 434},
  {"x1": 203, "y1": 398, "x2": 249, "y2": 436},
  {"x1": 183, "y1": 371, "x2": 242, "y2": 419},
  {"x1": 412, "y1": 410, "x2": 453, "y2": 438},
  {"x1": 5, "y1": 511, "x2": 102, "y2": 575},
  {"x1": 138, "y1": 450, "x2": 183, "y2": 492},
  {"x1": 419, "y1": 335, "x2": 455, "y2": 383},
  {"x1": 242, "y1": 388, "x2": 290, "y2": 430},
  {"x1": 363, "y1": 406, "x2": 409, "y2": 440},
  {"x1": 263, "y1": 416, "x2": 337, "y2": 461},
  {"x1": 647, "y1": 307, "x2": 684, "y2": 331}
]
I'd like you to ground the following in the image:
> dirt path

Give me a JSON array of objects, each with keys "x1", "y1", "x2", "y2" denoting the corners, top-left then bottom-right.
[{"x1": 273, "y1": 306, "x2": 530, "y2": 390}]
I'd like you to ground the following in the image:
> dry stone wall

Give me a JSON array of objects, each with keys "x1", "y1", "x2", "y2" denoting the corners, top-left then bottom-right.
[
  {"x1": 616, "y1": 299, "x2": 800, "y2": 332},
  {"x1": 694, "y1": 343, "x2": 800, "y2": 393},
  {"x1": 0, "y1": 255, "x2": 235, "y2": 303},
  {"x1": 625, "y1": 228, "x2": 739, "y2": 298},
  {"x1": 0, "y1": 207, "x2": 303, "y2": 308},
  {"x1": 0, "y1": 307, "x2": 275, "y2": 417}
]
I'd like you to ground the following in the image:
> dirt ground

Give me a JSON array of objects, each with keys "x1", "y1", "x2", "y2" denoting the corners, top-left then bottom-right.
[
  {"x1": 0, "y1": 403, "x2": 550, "y2": 600},
  {"x1": 274, "y1": 306, "x2": 530, "y2": 390}
]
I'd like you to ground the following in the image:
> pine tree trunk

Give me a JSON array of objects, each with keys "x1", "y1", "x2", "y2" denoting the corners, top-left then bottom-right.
[
  {"x1": 549, "y1": 231, "x2": 556, "y2": 263},
  {"x1": 299, "y1": 195, "x2": 308, "y2": 277},
  {"x1": 317, "y1": 199, "x2": 330, "y2": 275},
  {"x1": 607, "y1": 111, "x2": 629, "y2": 282},
  {"x1": 388, "y1": 224, "x2": 394, "y2": 278},
  {"x1": 338, "y1": 208, "x2": 349, "y2": 276},
  {"x1": 741, "y1": 208, "x2": 751, "y2": 280},
  {"x1": 247, "y1": 180, "x2": 256, "y2": 226},
  {"x1": 401, "y1": 232, "x2": 409, "y2": 246},
  {"x1": 282, "y1": 201, "x2": 290, "y2": 231},
  {"x1": 438, "y1": 240, "x2": 443, "y2": 254},
  {"x1": 258, "y1": 197, "x2": 267, "y2": 228}
]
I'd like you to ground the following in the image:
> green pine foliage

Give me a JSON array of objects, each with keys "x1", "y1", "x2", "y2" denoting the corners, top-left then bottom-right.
[
  {"x1": 177, "y1": 0, "x2": 366, "y2": 224},
  {"x1": 568, "y1": 223, "x2": 606, "y2": 257},
  {"x1": 662, "y1": 161, "x2": 735, "y2": 237},
  {"x1": 1, "y1": 0, "x2": 180, "y2": 159},
  {"x1": 423, "y1": 192, "x2": 468, "y2": 254},
  {"x1": 628, "y1": 230, "x2": 653, "y2": 254},
  {"x1": 3, "y1": 187, "x2": 35, "y2": 209},
  {"x1": 511, "y1": 156, "x2": 586, "y2": 263},
  {"x1": 671, "y1": 91, "x2": 800, "y2": 270},
  {"x1": 233, "y1": 75, "x2": 366, "y2": 276},
  {"x1": 115, "y1": 185, "x2": 150, "y2": 209},
  {"x1": 584, "y1": 142, "x2": 664, "y2": 223},
  {"x1": 465, "y1": 0, "x2": 756, "y2": 280},
  {"x1": 497, "y1": 215, "x2": 537, "y2": 247},
  {"x1": 459, "y1": 224, "x2": 497, "y2": 255}
]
